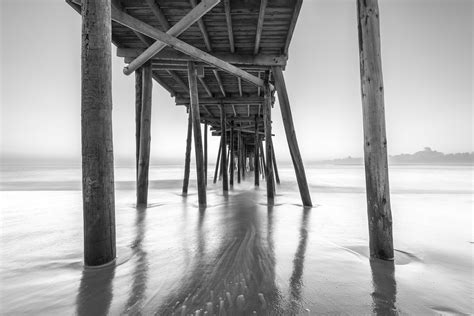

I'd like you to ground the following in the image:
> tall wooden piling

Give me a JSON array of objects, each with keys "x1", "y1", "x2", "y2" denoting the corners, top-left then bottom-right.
[
  {"x1": 357, "y1": 0, "x2": 393, "y2": 260},
  {"x1": 187, "y1": 61, "x2": 206, "y2": 206},
  {"x1": 137, "y1": 62, "x2": 153, "y2": 206},
  {"x1": 237, "y1": 130, "x2": 242, "y2": 183},
  {"x1": 230, "y1": 122, "x2": 235, "y2": 187},
  {"x1": 271, "y1": 144, "x2": 280, "y2": 184},
  {"x1": 81, "y1": 0, "x2": 116, "y2": 266},
  {"x1": 220, "y1": 106, "x2": 229, "y2": 191},
  {"x1": 204, "y1": 123, "x2": 208, "y2": 185},
  {"x1": 254, "y1": 116, "x2": 260, "y2": 186},
  {"x1": 182, "y1": 110, "x2": 192, "y2": 195},
  {"x1": 213, "y1": 137, "x2": 222, "y2": 184},
  {"x1": 264, "y1": 84, "x2": 275, "y2": 203},
  {"x1": 272, "y1": 67, "x2": 312, "y2": 207},
  {"x1": 135, "y1": 68, "x2": 142, "y2": 181},
  {"x1": 259, "y1": 140, "x2": 266, "y2": 179}
]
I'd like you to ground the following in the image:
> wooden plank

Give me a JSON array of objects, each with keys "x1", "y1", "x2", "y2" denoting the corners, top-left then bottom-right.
[
  {"x1": 220, "y1": 105, "x2": 229, "y2": 191},
  {"x1": 117, "y1": 48, "x2": 288, "y2": 66},
  {"x1": 272, "y1": 66, "x2": 312, "y2": 207},
  {"x1": 198, "y1": 77, "x2": 213, "y2": 97},
  {"x1": 125, "y1": 0, "x2": 220, "y2": 75},
  {"x1": 110, "y1": 7, "x2": 266, "y2": 88},
  {"x1": 213, "y1": 70, "x2": 226, "y2": 97},
  {"x1": 264, "y1": 83, "x2": 275, "y2": 203},
  {"x1": 254, "y1": 0, "x2": 268, "y2": 55},
  {"x1": 189, "y1": 0, "x2": 213, "y2": 52},
  {"x1": 188, "y1": 62, "x2": 207, "y2": 206},
  {"x1": 175, "y1": 96, "x2": 265, "y2": 105},
  {"x1": 81, "y1": 0, "x2": 116, "y2": 267},
  {"x1": 144, "y1": 0, "x2": 170, "y2": 30},
  {"x1": 182, "y1": 110, "x2": 193, "y2": 195},
  {"x1": 283, "y1": 0, "x2": 303, "y2": 55},
  {"x1": 357, "y1": 0, "x2": 393, "y2": 260},
  {"x1": 223, "y1": 0, "x2": 235, "y2": 53},
  {"x1": 167, "y1": 70, "x2": 189, "y2": 92},
  {"x1": 137, "y1": 62, "x2": 153, "y2": 206}
]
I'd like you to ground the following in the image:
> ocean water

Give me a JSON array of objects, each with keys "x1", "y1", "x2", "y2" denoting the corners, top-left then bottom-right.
[{"x1": 0, "y1": 164, "x2": 472, "y2": 315}]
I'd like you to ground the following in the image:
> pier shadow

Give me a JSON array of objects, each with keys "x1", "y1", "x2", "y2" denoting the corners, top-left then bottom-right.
[
  {"x1": 370, "y1": 258, "x2": 398, "y2": 315},
  {"x1": 287, "y1": 208, "x2": 310, "y2": 314},
  {"x1": 123, "y1": 205, "x2": 149, "y2": 314},
  {"x1": 76, "y1": 262, "x2": 115, "y2": 316},
  {"x1": 158, "y1": 191, "x2": 279, "y2": 315}
]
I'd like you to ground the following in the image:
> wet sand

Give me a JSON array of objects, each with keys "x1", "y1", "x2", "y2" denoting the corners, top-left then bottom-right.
[{"x1": 0, "y1": 165, "x2": 472, "y2": 315}]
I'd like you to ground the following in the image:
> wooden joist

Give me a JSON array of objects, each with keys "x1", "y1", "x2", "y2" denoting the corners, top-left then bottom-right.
[
  {"x1": 111, "y1": 6, "x2": 266, "y2": 88},
  {"x1": 144, "y1": 0, "x2": 170, "y2": 30},
  {"x1": 189, "y1": 0, "x2": 213, "y2": 52},
  {"x1": 254, "y1": 0, "x2": 268, "y2": 55},
  {"x1": 175, "y1": 96, "x2": 266, "y2": 105},
  {"x1": 198, "y1": 77, "x2": 213, "y2": 97},
  {"x1": 124, "y1": 0, "x2": 220, "y2": 75},
  {"x1": 283, "y1": 0, "x2": 303, "y2": 55},
  {"x1": 213, "y1": 70, "x2": 227, "y2": 97},
  {"x1": 223, "y1": 0, "x2": 235, "y2": 53}
]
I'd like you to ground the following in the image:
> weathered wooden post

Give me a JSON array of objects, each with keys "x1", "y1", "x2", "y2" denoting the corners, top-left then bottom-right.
[
  {"x1": 259, "y1": 140, "x2": 266, "y2": 179},
  {"x1": 237, "y1": 130, "x2": 242, "y2": 184},
  {"x1": 357, "y1": 0, "x2": 393, "y2": 260},
  {"x1": 204, "y1": 122, "x2": 208, "y2": 185},
  {"x1": 264, "y1": 83, "x2": 275, "y2": 203},
  {"x1": 182, "y1": 110, "x2": 192, "y2": 195},
  {"x1": 137, "y1": 61, "x2": 153, "y2": 206},
  {"x1": 271, "y1": 144, "x2": 280, "y2": 184},
  {"x1": 135, "y1": 68, "x2": 142, "y2": 182},
  {"x1": 187, "y1": 61, "x2": 206, "y2": 206},
  {"x1": 254, "y1": 116, "x2": 260, "y2": 186},
  {"x1": 220, "y1": 106, "x2": 229, "y2": 191},
  {"x1": 81, "y1": 0, "x2": 116, "y2": 266},
  {"x1": 272, "y1": 67, "x2": 312, "y2": 207},
  {"x1": 230, "y1": 122, "x2": 235, "y2": 187},
  {"x1": 213, "y1": 138, "x2": 222, "y2": 184}
]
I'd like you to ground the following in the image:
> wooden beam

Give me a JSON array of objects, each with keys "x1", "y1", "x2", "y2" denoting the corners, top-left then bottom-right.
[
  {"x1": 137, "y1": 62, "x2": 153, "y2": 206},
  {"x1": 271, "y1": 142, "x2": 280, "y2": 184},
  {"x1": 220, "y1": 106, "x2": 229, "y2": 191},
  {"x1": 204, "y1": 122, "x2": 208, "y2": 185},
  {"x1": 135, "y1": 68, "x2": 143, "y2": 182},
  {"x1": 283, "y1": 0, "x2": 303, "y2": 55},
  {"x1": 110, "y1": 7, "x2": 266, "y2": 87},
  {"x1": 237, "y1": 130, "x2": 242, "y2": 184},
  {"x1": 238, "y1": 77, "x2": 243, "y2": 97},
  {"x1": 213, "y1": 138, "x2": 222, "y2": 184},
  {"x1": 152, "y1": 73, "x2": 175, "y2": 97},
  {"x1": 213, "y1": 70, "x2": 226, "y2": 97},
  {"x1": 230, "y1": 122, "x2": 235, "y2": 186},
  {"x1": 254, "y1": 115, "x2": 259, "y2": 187},
  {"x1": 198, "y1": 77, "x2": 213, "y2": 97},
  {"x1": 189, "y1": 0, "x2": 213, "y2": 52},
  {"x1": 357, "y1": 0, "x2": 393, "y2": 260},
  {"x1": 231, "y1": 104, "x2": 237, "y2": 117},
  {"x1": 117, "y1": 48, "x2": 288, "y2": 67},
  {"x1": 272, "y1": 66, "x2": 312, "y2": 207},
  {"x1": 81, "y1": 0, "x2": 116, "y2": 267},
  {"x1": 175, "y1": 96, "x2": 266, "y2": 105},
  {"x1": 144, "y1": 0, "x2": 170, "y2": 30},
  {"x1": 188, "y1": 61, "x2": 207, "y2": 206},
  {"x1": 124, "y1": 0, "x2": 220, "y2": 75},
  {"x1": 264, "y1": 83, "x2": 275, "y2": 203},
  {"x1": 254, "y1": 0, "x2": 267, "y2": 55},
  {"x1": 201, "y1": 104, "x2": 213, "y2": 117},
  {"x1": 182, "y1": 111, "x2": 193, "y2": 195},
  {"x1": 223, "y1": 0, "x2": 235, "y2": 53},
  {"x1": 167, "y1": 70, "x2": 189, "y2": 92}
]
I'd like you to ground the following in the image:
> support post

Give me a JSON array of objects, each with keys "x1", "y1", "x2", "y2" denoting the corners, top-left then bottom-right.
[
  {"x1": 357, "y1": 0, "x2": 393, "y2": 260},
  {"x1": 271, "y1": 144, "x2": 280, "y2": 184},
  {"x1": 272, "y1": 66, "x2": 312, "y2": 207},
  {"x1": 264, "y1": 83, "x2": 275, "y2": 203},
  {"x1": 220, "y1": 106, "x2": 229, "y2": 191},
  {"x1": 137, "y1": 62, "x2": 153, "y2": 206},
  {"x1": 182, "y1": 110, "x2": 192, "y2": 195},
  {"x1": 81, "y1": 0, "x2": 116, "y2": 266},
  {"x1": 135, "y1": 68, "x2": 142, "y2": 182},
  {"x1": 237, "y1": 130, "x2": 242, "y2": 184},
  {"x1": 254, "y1": 116, "x2": 259, "y2": 186},
  {"x1": 187, "y1": 61, "x2": 207, "y2": 206},
  {"x1": 230, "y1": 122, "x2": 235, "y2": 187},
  {"x1": 259, "y1": 140, "x2": 266, "y2": 179},
  {"x1": 204, "y1": 122, "x2": 208, "y2": 185},
  {"x1": 213, "y1": 138, "x2": 222, "y2": 184}
]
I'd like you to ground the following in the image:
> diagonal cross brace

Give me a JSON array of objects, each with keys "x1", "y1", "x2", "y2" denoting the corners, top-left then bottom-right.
[
  {"x1": 124, "y1": 0, "x2": 220, "y2": 75},
  {"x1": 111, "y1": 5, "x2": 269, "y2": 89}
]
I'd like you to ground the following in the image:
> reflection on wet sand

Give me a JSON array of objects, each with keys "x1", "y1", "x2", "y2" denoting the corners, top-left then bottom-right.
[
  {"x1": 159, "y1": 192, "x2": 282, "y2": 315},
  {"x1": 76, "y1": 261, "x2": 115, "y2": 316},
  {"x1": 288, "y1": 209, "x2": 310, "y2": 314},
  {"x1": 370, "y1": 258, "x2": 397, "y2": 315},
  {"x1": 124, "y1": 206, "x2": 148, "y2": 314}
]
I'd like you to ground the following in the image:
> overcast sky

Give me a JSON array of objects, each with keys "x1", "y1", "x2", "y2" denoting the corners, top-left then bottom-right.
[{"x1": 1, "y1": 0, "x2": 472, "y2": 164}]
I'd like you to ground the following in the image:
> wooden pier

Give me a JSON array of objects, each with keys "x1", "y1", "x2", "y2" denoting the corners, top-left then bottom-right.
[{"x1": 67, "y1": 0, "x2": 393, "y2": 266}]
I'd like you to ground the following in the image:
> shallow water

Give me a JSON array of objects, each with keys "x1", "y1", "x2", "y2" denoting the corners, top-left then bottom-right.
[{"x1": 0, "y1": 164, "x2": 472, "y2": 315}]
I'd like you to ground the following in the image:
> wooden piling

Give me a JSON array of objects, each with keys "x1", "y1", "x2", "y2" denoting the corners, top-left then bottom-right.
[
  {"x1": 237, "y1": 130, "x2": 242, "y2": 183},
  {"x1": 182, "y1": 110, "x2": 192, "y2": 195},
  {"x1": 137, "y1": 62, "x2": 153, "y2": 206},
  {"x1": 204, "y1": 122, "x2": 208, "y2": 185},
  {"x1": 254, "y1": 116, "x2": 259, "y2": 186},
  {"x1": 213, "y1": 137, "x2": 222, "y2": 184},
  {"x1": 264, "y1": 84, "x2": 275, "y2": 203},
  {"x1": 272, "y1": 66, "x2": 312, "y2": 207},
  {"x1": 187, "y1": 61, "x2": 206, "y2": 206},
  {"x1": 357, "y1": 0, "x2": 393, "y2": 260},
  {"x1": 230, "y1": 122, "x2": 235, "y2": 187},
  {"x1": 271, "y1": 144, "x2": 280, "y2": 184},
  {"x1": 220, "y1": 106, "x2": 229, "y2": 191},
  {"x1": 81, "y1": 0, "x2": 116, "y2": 266},
  {"x1": 259, "y1": 140, "x2": 266, "y2": 179},
  {"x1": 135, "y1": 68, "x2": 142, "y2": 182}
]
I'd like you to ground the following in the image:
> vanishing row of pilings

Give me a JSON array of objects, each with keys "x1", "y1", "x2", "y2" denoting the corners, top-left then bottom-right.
[{"x1": 79, "y1": 0, "x2": 393, "y2": 267}]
